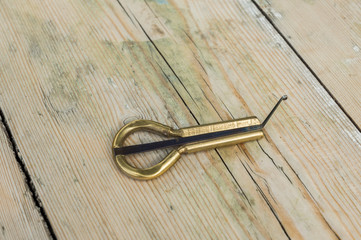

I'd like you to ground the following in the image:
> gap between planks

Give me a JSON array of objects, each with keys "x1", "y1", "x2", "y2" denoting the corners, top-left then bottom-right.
[{"x1": 0, "y1": 108, "x2": 57, "y2": 239}]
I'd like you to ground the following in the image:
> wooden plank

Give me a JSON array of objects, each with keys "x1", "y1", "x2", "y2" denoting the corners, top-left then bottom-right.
[
  {"x1": 255, "y1": 0, "x2": 361, "y2": 128},
  {"x1": 0, "y1": 0, "x2": 360, "y2": 239},
  {"x1": 0, "y1": 119, "x2": 49, "y2": 239}
]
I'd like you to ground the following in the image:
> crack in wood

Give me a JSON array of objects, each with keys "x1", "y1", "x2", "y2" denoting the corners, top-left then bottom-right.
[
  {"x1": 240, "y1": 159, "x2": 291, "y2": 240},
  {"x1": 257, "y1": 140, "x2": 293, "y2": 184},
  {"x1": 0, "y1": 108, "x2": 57, "y2": 240}
]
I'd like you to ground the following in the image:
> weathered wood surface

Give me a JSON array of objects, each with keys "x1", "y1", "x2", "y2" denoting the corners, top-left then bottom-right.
[
  {"x1": 0, "y1": 0, "x2": 360, "y2": 239},
  {"x1": 0, "y1": 119, "x2": 49, "y2": 239},
  {"x1": 255, "y1": 0, "x2": 361, "y2": 128}
]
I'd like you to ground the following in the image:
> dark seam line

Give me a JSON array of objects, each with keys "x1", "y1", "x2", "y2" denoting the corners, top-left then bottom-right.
[
  {"x1": 214, "y1": 149, "x2": 253, "y2": 207},
  {"x1": 250, "y1": 0, "x2": 361, "y2": 133},
  {"x1": 241, "y1": 160, "x2": 291, "y2": 240},
  {"x1": 116, "y1": 0, "x2": 135, "y2": 25},
  {"x1": 131, "y1": 13, "x2": 200, "y2": 125},
  {"x1": 257, "y1": 140, "x2": 293, "y2": 184},
  {"x1": 0, "y1": 108, "x2": 57, "y2": 239}
]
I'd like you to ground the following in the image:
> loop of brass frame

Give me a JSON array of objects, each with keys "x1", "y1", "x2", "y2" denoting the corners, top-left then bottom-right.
[{"x1": 112, "y1": 117, "x2": 264, "y2": 180}]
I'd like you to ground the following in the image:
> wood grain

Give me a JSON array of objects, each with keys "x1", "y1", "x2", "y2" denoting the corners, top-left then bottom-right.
[
  {"x1": 255, "y1": 0, "x2": 361, "y2": 128},
  {"x1": 0, "y1": 0, "x2": 360, "y2": 239},
  {"x1": 0, "y1": 119, "x2": 49, "y2": 239}
]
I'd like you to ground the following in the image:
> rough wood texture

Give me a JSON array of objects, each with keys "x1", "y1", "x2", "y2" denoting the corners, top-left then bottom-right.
[
  {"x1": 255, "y1": 0, "x2": 361, "y2": 128},
  {"x1": 0, "y1": 0, "x2": 360, "y2": 239},
  {"x1": 0, "y1": 120, "x2": 49, "y2": 239}
]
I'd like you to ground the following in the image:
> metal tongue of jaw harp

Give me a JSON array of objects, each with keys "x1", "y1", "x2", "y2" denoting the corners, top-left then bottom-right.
[{"x1": 112, "y1": 95, "x2": 287, "y2": 180}]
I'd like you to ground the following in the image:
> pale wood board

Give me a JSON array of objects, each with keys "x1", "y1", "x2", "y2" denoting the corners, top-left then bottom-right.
[
  {"x1": 0, "y1": 121, "x2": 49, "y2": 239},
  {"x1": 255, "y1": 0, "x2": 361, "y2": 128},
  {"x1": 0, "y1": 0, "x2": 360, "y2": 239}
]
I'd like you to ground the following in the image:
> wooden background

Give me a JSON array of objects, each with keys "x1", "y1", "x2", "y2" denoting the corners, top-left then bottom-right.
[{"x1": 0, "y1": 0, "x2": 360, "y2": 239}]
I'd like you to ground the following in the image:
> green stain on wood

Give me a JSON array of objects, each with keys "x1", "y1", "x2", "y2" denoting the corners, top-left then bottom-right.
[
  {"x1": 13, "y1": 1, "x2": 253, "y2": 130},
  {"x1": 302, "y1": 0, "x2": 316, "y2": 4}
]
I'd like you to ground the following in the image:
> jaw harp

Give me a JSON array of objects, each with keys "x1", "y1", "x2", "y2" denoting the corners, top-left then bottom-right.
[{"x1": 112, "y1": 95, "x2": 287, "y2": 180}]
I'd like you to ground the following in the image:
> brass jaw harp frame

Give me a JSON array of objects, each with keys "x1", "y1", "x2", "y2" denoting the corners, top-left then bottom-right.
[{"x1": 112, "y1": 95, "x2": 287, "y2": 180}]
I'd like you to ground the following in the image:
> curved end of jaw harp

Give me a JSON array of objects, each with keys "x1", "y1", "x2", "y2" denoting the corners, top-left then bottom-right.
[{"x1": 112, "y1": 95, "x2": 287, "y2": 180}]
